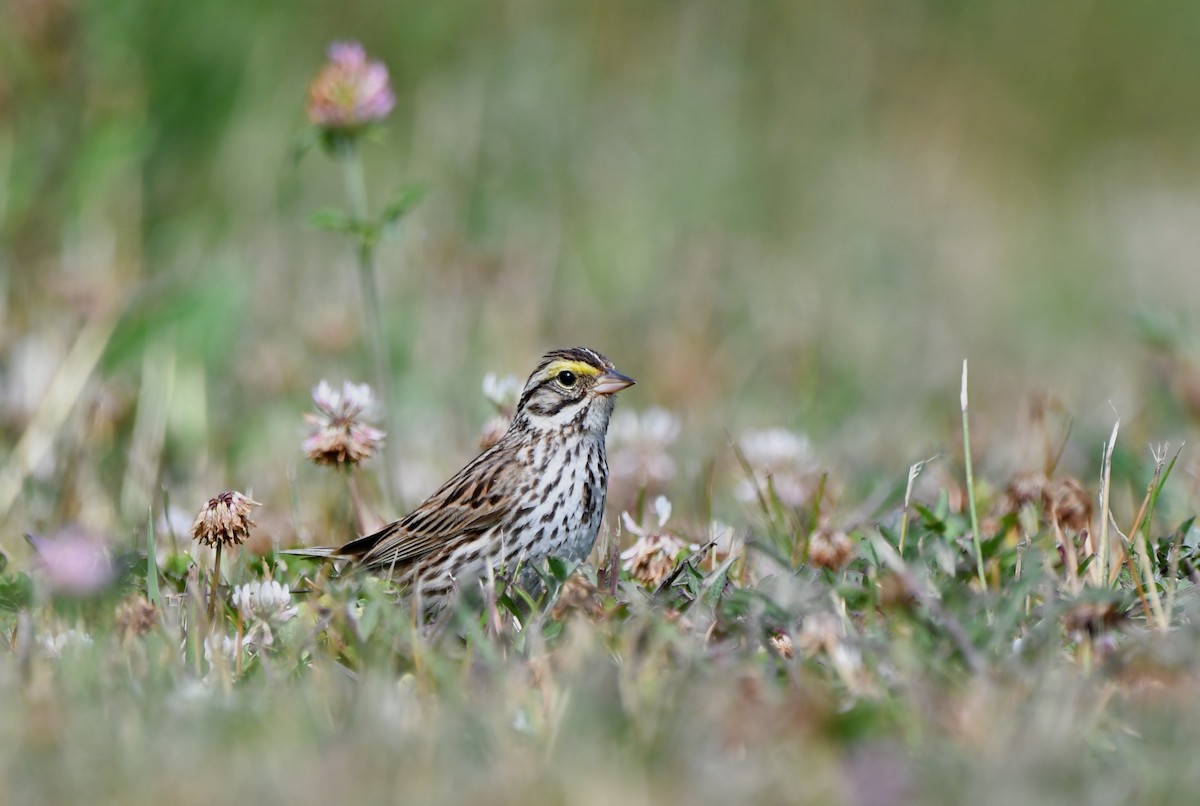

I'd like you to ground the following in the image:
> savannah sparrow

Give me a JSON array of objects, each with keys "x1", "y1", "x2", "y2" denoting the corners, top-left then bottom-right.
[{"x1": 292, "y1": 347, "x2": 634, "y2": 608}]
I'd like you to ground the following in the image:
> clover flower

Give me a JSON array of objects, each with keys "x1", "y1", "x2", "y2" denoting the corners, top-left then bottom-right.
[
  {"x1": 768, "y1": 631, "x2": 794, "y2": 660},
  {"x1": 482, "y1": 372, "x2": 522, "y2": 414},
  {"x1": 548, "y1": 574, "x2": 607, "y2": 622},
  {"x1": 608, "y1": 407, "x2": 681, "y2": 488},
  {"x1": 620, "y1": 496, "x2": 698, "y2": 587},
  {"x1": 190, "y1": 491, "x2": 260, "y2": 549},
  {"x1": 191, "y1": 490, "x2": 260, "y2": 625},
  {"x1": 306, "y1": 41, "x2": 395, "y2": 131},
  {"x1": 479, "y1": 372, "x2": 522, "y2": 450},
  {"x1": 232, "y1": 580, "x2": 298, "y2": 625},
  {"x1": 203, "y1": 632, "x2": 239, "y2": 670},
  {"x1": 1044, "y1": 477, "x2": 1093, "y2": 534},
  {"x1": 303, "y1": 380, "x2": 386, "y2": 468},
  {"x1": 797, "y1": 612, "x2": 869, "y2": 693},
  {"x1": 231, "y1": 580, "x2": 298, "y2": 654},
  {"x1": 27, "y1": 527, "x2": 115, "y2": 596},
  {"x1": 807, "y1": 527, "x2": 855, "y2": 572},
  {"x1": 735, "y1": 427, "x2": 825, "y2": 510},
  {"x1": 115, "y1": 596, "x2": 159, "y2": 639},
  {"x1": 997, "y1": 472, "x2": 1093, "y2": 533},
  {"x1": 39, "y1": 628, "x2": 92, "y2": 659}
]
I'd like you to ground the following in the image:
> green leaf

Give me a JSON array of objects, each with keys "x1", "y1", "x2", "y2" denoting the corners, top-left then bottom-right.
[
  {"x1": 499, "y1": 591, "x2": 536, "y2": 626},
  {"x1": 913, "y1": 504, "x2": 946, "y2": 534},
  {"x1": 379, "y1": 184, "x2": 426, "y2": 227},
  {"x1": 161, "y1": 553, "x2": 192, "y2": 582},
  {"x1": 1178, "y1": 516, "x2": 1198, "y2": 539},
  {"x1": 545, "y1": 555, "x2": 575, "y2": 583},
  {"x1": 1141, "y1": 445, "x2": 1184, "y2": 540},
  {"x1": 0, "y1": 573, "x2": 33, "y2": 612},
  {"x1": 308, "y1": 207, "x2": 356, "y2": 233},
  {"x1": 980, "y1": 529, "x2": 1010, "y2": 561},
  {"x1": 700, "y1": 557, "x2": 735, "y2": 609},
  {"x1": 357, "y1": 598, "x2": 382, "y2": 641},
  {"x1": 830, "y1": 699, "x2": 896, "y2": 742},
  {"x1": 541, "y1": 619, "x2": 563, "y2": 641}
]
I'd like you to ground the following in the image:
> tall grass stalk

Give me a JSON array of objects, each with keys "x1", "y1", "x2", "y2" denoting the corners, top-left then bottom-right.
[
  {"x1": 0, "y1": 312, "x2": 120, "y2": 521},
  {"x1": 899, "y1": 455, "x2": 936, "y2": 553},
  {"x1": 960, "y1": 361, "x2": 986, "y2": 590},
  {"x1": 1131, "y1": 444, "x2": 1179, "y2": 629},
  {"x1": 1096, "y1": 420, "x2": 1119, "y2": 588}
]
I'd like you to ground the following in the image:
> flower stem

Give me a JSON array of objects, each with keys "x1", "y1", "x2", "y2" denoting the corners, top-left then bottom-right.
[
  {"x1": 235, "y1": 608, "x2": 244, "y2": 677},
  {"x1": 207, "y1": 542, "x2": 223, "y2": 626},
  {"x1": 340, "y1": 144, "x2": 397, "y2": 510},
  {"x1": 347, "y1": 471, "x2": 372, "y2": 535}
]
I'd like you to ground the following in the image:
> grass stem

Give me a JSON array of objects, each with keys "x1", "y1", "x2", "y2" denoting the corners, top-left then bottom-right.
[
  {"x1": 899, "y1": 455, "x2": 936, "y2": 554},
  {"x1": 1096, "y1": 420, "x2": 1119, "y2": 588},
  {"x1": 960, "y1": 361, "x2": 987, "y2": 590}
]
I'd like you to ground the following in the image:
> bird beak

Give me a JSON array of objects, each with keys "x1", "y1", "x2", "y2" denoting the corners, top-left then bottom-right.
[{"x1": 593, "y1": 369, "x2": 635, "y2": 396}]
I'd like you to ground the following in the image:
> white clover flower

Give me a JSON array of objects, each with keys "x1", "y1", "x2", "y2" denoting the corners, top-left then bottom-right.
[
  {"x1": 303, "y1": 380, "x2": 385, "y2": 468},
  {"x1": 620, "y1": 531, "x2": 696, "y2": 588},
  {"x1": 482, "y1": 372, "x2": 522, "y2": 413},
  {"x1": 639, "y1": 408, "x2": 682, "y2": 445},
  {"x1": 202, "y1": 632, "x2": 251, "y2": 684},
  {"x1": 608, "y1": 407, "x2": 681, "y2": 486},
  {"x1": 624, "y1": 494, "x2": 672, "y2": 537},
  {"x1": 652, "y1": 495, "x2": 672, "y2": 528},
  {"x1": 621, "y1": 495, "x2": 675, "y2": 539},
  {"x1": 478, "y1": 372, "x2": 522, "y2": 450},
  {"x1": 39, "y1": 628, "x2": 92, "y2": 659},
  {"x1": 735, "y1": 427, "x2": 823, "y2": 509},
  {"x1": 738, "y1": 428, "x2": 814, "y2": 471},
  {"x1": 620, "y1": 496, "x2": 698, "y2": 587},
  {"x1": 232, "y1": 580, "x2": 297, "y2": 624},
  {"x1": 203, "y1": 632, "x2": 239, "y2": 668},
  {"x1": 315, "y1": 379, "x2": 377, "y2": 414}
]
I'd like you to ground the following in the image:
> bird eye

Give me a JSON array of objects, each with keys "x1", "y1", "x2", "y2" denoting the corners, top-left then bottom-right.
[{"x1": 556, "y1": 370, "x2": 577, "y2": 388}]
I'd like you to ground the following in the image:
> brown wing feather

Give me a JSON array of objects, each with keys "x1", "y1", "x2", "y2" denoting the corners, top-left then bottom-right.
[{"x1": 339, "y1": 443, "x2": 523, "y2": 573}]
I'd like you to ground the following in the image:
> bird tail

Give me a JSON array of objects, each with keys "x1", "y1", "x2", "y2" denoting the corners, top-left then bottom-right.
[{"x1": 279, "y1": 546, "x2": 345, "y2": 560}]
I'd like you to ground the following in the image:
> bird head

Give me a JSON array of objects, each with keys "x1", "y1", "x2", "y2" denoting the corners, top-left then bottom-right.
[{"x1": 513, "y1": 347, "x2": 635, "y2": 436}]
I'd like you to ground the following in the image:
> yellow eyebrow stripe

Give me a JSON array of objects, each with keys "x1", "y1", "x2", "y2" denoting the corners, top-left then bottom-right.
[{"x1": 544, "y1": 360, "x2": 601, "y2": 379}]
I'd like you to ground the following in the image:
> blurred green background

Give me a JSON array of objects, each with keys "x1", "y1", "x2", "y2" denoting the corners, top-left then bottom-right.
[{"x1": 4, "y1": 0, "x2": 1200, "y2": 536}]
